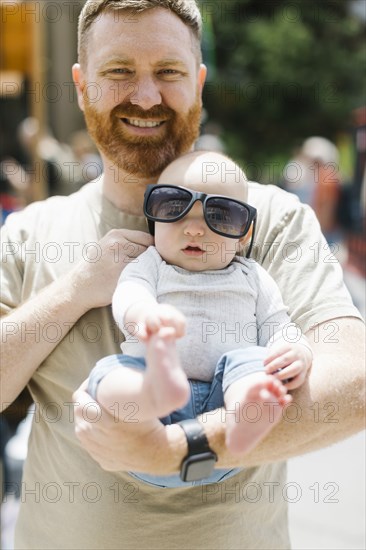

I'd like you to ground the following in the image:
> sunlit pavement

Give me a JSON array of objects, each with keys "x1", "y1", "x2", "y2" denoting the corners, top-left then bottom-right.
[
  {"x1": 288, "y1": 431, "x2": 365, "y2": 549},
  {"x1": 289, "y1": 263, "x2": 365, "y2": 549}
]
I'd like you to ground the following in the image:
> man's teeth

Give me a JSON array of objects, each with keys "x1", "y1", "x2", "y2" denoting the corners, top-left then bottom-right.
[{"x1": 126, "y1": 119, "x2": 162, "y2": 128}]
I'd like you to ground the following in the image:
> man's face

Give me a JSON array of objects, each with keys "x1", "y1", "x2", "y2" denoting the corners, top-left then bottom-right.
[{"x1": 74, "y1": 8, "x2": 206, "y2": 178}]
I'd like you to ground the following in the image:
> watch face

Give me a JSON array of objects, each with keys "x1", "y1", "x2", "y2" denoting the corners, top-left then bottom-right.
[{"x1": 181, "y1": 453, "x2": 217, "y2": 482}]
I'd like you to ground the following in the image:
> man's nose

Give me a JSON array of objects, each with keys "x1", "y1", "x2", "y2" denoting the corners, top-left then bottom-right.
[{"x1": 129, "y1": 76, "x2": 162, "y2": 110}]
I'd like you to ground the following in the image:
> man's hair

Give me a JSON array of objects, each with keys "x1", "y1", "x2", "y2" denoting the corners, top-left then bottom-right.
[{"x1": 78, "y1": 0, "x2": 203, "y2": 67}]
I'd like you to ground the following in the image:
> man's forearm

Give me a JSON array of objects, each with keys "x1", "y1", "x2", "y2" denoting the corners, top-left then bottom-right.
[
  {"x1": 72, "y1": 317, "x2": 365, "y2": 476},
  {"x1": 0, "y1": 269, "x2": 90, "y2": 411},
  {"x1": 202, "y1": 317, "x2": 365, "y2": 468}
]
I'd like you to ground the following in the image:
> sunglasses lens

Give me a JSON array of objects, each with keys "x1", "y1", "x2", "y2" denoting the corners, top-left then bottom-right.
[
  {"x1": 146, "y1": 187, "x2": 192, "y2": 220},
  {"x1": 206, "y1": 198, "x2": 249, "y2": 237}
]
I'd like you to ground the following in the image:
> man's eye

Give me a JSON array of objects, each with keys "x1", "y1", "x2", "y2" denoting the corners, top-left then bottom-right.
[
  {"x1": 159, "y1": 69, "x2": 180, "y2": 76},
  {"x1": 110, "y1": 68, "x2": 133, "y2": 75}
]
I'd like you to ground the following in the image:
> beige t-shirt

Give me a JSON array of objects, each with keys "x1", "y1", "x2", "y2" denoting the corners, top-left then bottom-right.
[{"x1": 1, "y1": 179, "x2": 360, "y2": 550}]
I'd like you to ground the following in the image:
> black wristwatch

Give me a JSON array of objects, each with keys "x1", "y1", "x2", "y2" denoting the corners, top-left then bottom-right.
[{"x1": 177, "y1": 419, "x2": 217, "y2": 482}]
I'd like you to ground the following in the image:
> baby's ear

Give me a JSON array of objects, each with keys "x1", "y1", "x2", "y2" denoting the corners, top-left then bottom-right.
[
  {"x1": 235, "y1": 226, "x2": 253, "y2": 254},
  {"x1": 240, "y1": 226, "x2": 253, "y2": 245}
]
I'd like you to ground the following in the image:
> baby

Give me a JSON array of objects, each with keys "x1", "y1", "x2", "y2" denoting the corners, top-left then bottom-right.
[{"x1": 88, "y1": 151, "x2": 312, "y2": 484}]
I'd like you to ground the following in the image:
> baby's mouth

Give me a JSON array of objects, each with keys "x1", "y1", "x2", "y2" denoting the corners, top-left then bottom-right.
[{"x1": 182, "y1": 245, "x2": 204, "y2": 256}]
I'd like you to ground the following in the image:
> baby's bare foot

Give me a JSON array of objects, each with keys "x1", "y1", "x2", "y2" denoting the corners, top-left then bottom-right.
[
  {"x1": 144, "y1": 327, "x2": 190, "y2": 418},
  {"x1": 225, "y1": 374, "x2": 291, "y2": 454}
]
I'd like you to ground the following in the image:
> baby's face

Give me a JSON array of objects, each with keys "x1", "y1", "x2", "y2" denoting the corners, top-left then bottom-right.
[{"x1": 153, "y1": 155, "x2": 249, "y2": 271}]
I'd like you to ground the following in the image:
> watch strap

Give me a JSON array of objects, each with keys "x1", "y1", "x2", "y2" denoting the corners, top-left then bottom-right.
[{"x1": 177, "y1": 418, "x2": 215, "y2": 456}]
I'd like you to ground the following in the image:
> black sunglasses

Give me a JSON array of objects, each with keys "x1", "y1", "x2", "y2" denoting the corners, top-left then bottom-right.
[{"x1": 143, "y1": 184, "x2": 257, "y2": 258}]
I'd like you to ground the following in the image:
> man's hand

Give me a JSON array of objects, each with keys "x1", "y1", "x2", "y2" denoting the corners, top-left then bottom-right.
[
  {"x1": 73, "y1": 381, "x2": 187, "y2": 474},
  {"x1": 73, "y1": 229, "x2": 153, "y2": 311},
  {"x1": 205, "y1": 318, "x2": 365, "y2": 470},
  {"x1": 0, "y1": 231, "x2": 152, "y2": 410}
]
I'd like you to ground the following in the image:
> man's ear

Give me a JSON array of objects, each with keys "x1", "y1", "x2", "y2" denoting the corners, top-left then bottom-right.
[
  {"x1": 198, "y1": 63, "x2": 207, "y2": 94},
  {"x1": 72, "y1": 63, "x2": 86, "y2": 111}
]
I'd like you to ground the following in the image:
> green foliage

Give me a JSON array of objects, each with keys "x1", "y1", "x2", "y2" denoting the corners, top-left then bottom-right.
[{"x1": 199, "y1": 0, "x2": 366, "y2": 182}]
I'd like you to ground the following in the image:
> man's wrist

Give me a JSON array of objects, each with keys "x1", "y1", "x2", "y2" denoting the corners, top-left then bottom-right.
[
  {"x1": 177, "y1": 419, "x2": 218, "y2": 481},
  {"x1": 68, "y1": 264, "x2": 101, "y2": 313},
  {"x1": 197, "y1": 411, "x2": 225, "y2": 460},
  {"x1": 164, "y1": 424, "x2": 188, "y2": 474},
  {"x1": 162, "y1": 413, "x2": 226, "y2": 475}
]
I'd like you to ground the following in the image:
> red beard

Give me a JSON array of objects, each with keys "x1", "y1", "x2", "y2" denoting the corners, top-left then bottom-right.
[{"x1": 83, "y1": 95, "x2": 202, "y2": 178}]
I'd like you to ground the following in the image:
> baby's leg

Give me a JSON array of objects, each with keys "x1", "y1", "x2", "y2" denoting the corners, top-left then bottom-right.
[
  {"x1": 144, "y1": 327, "x2": 190, "y2": 417},
  {"x1": 224, "y1": 372, "x2": 291, "y2": 454},
  {"x1": 96, "y1": 328, "x2": 190, "y2": 422}
]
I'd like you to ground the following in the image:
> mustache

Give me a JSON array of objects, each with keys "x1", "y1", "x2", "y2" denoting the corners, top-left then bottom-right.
[{"x1": 112, "y1": 103, "x2": 174, "y2": 120}]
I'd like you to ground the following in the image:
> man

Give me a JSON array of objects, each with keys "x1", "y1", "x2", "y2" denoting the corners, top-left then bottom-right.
[{"x1": 0, "y1": 1, "x2": 364, "y2": 548}]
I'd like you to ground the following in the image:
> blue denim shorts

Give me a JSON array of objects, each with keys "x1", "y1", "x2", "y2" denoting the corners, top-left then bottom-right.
[{"x1": 88, "y1": 346, "x2": 266, "y2": 488}]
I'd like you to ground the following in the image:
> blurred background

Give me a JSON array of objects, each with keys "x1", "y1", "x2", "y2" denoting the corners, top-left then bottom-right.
[{"x1": 0, "y1": 0, "x2": 365, "y2": 548}]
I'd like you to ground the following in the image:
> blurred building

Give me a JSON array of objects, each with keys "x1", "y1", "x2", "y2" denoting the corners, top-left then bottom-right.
[{"x1": 0, "y1": 0, "x2": 85, "y2": 200}]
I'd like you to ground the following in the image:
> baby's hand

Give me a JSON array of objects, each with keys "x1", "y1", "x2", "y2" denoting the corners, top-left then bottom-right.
[
  {"x1": 142, "y1": 304, "x2": 186, "y2": 340},
  {"x1": 264, "y1": 342, "x2": 313, "y2": 390}
]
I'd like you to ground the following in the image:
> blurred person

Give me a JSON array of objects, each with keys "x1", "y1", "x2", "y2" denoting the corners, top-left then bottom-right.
[
  {"x1": 0, "y1": 2, "x2": 364, "y2": 549},
  {"x1": 0, "y1": 123, "x2": 32, "y2": 223},
  {"x1": 195, "y1": 121, "x2": 226, "y2": 152},
  {"x1": 0, "y1": 158, "x2": 30, "y2": 223},
  {"x1": 18, "y1": 117, "x2": 91, "y2": 196},
  {"x1": 283, "y1": 136, "x2": 342, "y2": 244},
  {"x1": 69, "y1": 129, "x2": 103, "y2": 186}
]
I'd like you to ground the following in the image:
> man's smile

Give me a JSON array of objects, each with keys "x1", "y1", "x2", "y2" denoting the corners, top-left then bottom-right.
[{"x1": 122, "y1": 118, "x2": 166, "y2": 128}]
